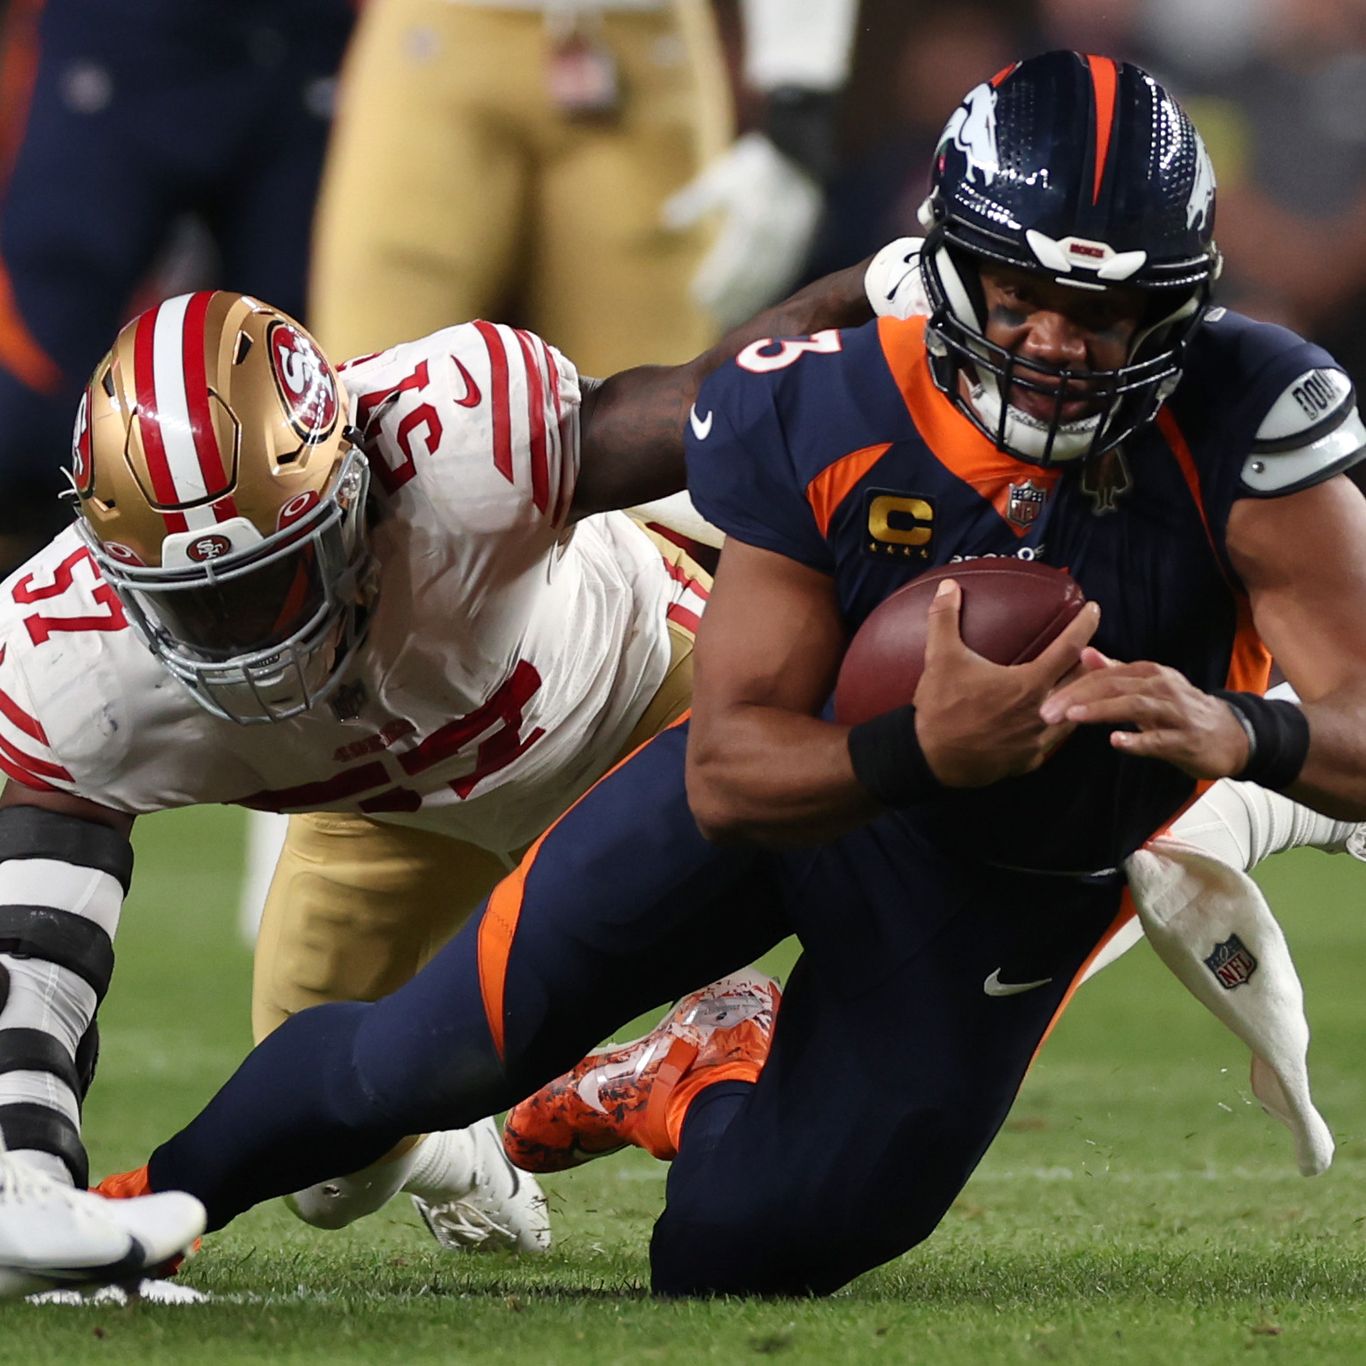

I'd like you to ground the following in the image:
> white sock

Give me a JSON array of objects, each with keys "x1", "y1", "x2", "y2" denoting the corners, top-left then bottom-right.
[{"x1": 403, "y1": 1128, "x2": 479, "y2": 1204}]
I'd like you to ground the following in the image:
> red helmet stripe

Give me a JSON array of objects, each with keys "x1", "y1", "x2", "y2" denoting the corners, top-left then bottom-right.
[
  {"x1": 1085, "y1": 53, "x2": 1119, "y2": 205},
  {"x1": 988, "y1": 61, "x2": 1019, "y2": 89},
  {"x1": 180, "y1": 290, "x2": 239, "y2": 522},
  {"x1": 132, "y1": 301, "x2": 189, "y2": 534}
]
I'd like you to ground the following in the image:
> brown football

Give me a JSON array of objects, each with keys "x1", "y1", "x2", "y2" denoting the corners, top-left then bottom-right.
[{"x1": 834, "y1": 560, "x2": 1086, "y2": 725}]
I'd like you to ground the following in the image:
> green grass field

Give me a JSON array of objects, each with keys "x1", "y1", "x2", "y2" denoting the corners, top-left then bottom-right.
[{"x1": 4, "y1": 804, "x2": 1365, "y2": 1363}]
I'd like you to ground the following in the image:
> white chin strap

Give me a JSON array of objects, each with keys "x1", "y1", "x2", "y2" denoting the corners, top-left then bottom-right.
[{"x1": 965, "y1": 375, "x2": 1102, "y2": 463}]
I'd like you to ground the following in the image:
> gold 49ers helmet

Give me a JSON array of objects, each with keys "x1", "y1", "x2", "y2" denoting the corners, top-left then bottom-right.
[{"x1": 71, "y1": 291, "x2": 375, "y2": 723}]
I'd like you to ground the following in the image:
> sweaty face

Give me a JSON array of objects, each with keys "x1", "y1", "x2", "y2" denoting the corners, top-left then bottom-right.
[{"x1": 976, "y1": 264, "x2": 1147, "y2": 423}]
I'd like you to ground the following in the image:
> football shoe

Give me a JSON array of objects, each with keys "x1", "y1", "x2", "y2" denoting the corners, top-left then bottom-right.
[
  {"x1": 0, "y1": 1154, "x2": 204, "y2": 1299},
  {"x1": 410, "y1": 1118, "x2": 551, "y2": 1254},
  {"x1": 503, "y1": 968, "x2": 780, "y2": 1173}
]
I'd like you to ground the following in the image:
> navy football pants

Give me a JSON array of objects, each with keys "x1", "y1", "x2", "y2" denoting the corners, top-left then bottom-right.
[
  {"x1": 0, "y1": 0, "x2": 351, "y2": 514},
  {"x1": 148, "y1": 724, "x2": 1124, "y2": 1295}
]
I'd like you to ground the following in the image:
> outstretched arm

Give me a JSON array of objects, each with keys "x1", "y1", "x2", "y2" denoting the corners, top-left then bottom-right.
[{"x1": 571, "y1": 260, "x2": 873, "y2": 518}]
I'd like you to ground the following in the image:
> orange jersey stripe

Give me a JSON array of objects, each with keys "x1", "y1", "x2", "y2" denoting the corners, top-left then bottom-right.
[
  {"x1": 477, "y1": 710, "x2": 693, "y2": 1061},
  {"x1": 804, "y1": 443, "x2": 889, "y2": 537},
  {"x1": 879, "y1": 316, "x2": 1063, "y2": 532},
  {"x1": 1085, "y1": 54, "x2": 1119, "y2": 205},
  {"x1": 1155, "y1": 407, "x2": 1227, "y2": 586}
]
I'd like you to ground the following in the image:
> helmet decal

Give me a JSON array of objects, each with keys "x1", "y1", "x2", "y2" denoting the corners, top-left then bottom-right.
[
  {"x1": 277, "y1": 489, "x2": 321, "y2": 531},
  {"x1": 938, "y1": 82, "x2": 1000, "y2": 188},
  {"x1": 269, "y1": 321, "x2": 339, "y2": 442},
  {"x1": 184, "y1": 533, "x2": 234, "y2": 563},
  {"x1": 1187, "y1": 138, "x2": 1216, "y2": 233},
  {"x1": 102, "y1": 542, "x2": 145, "y2": 566},
  {"x1": 1085, "y1": 54, "x2": 1119, "y2": 205},
  {"x1": 71, "y1": 386, "x2": 94, "y2": 495}
]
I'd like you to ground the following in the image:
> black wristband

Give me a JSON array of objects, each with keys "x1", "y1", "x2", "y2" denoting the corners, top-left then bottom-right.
[
  {"x1": 763, "y1": 86, "x2": 839, "y2": 184},
  {"x1": 847, "y1": 704, "x2": 946, "y2": 808},
  {"x1": 1214, "y1": 690, "x2": 1310, "y2": 790}
]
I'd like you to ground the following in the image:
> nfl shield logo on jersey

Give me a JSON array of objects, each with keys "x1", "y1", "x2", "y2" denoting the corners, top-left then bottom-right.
[
  {"x1": 1006, "y1": 479, "x2": 1046, "y2": 529},
  {"x1": 1203, "y1": 934, "x2": 1259, "y2": 990}
]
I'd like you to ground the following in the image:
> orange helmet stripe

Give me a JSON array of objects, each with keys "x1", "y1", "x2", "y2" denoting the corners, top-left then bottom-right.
[{"x1": 1085, "y1": 54, "x2": 1119, "y2": 206}]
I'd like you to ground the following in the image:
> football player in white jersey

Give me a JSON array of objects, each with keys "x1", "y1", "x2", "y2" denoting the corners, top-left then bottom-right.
[{"x1": 0, "y1": 262, "x2": 875, "y2": 1293}]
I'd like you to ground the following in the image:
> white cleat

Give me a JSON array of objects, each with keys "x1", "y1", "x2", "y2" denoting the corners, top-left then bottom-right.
[
  {"x1": 411, "y1": 1117, "x2": 551, "y2": 1255},
  {"x1": 0, "y1": 1155, "x2": 205, "y2": 1300}
]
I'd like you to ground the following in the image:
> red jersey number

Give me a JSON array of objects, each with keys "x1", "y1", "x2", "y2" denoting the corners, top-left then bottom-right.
[{"x1": 12, "y1": 547, "x2": 129, "y2": 647}]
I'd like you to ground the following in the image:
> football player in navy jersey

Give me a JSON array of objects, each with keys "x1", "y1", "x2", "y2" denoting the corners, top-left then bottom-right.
[{"x1": 95, "y1": 53, "x2": 1366, "y2": 1298}]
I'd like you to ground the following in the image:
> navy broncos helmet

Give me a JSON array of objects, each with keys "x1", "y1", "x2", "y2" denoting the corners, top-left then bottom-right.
[{"x1": 918, "y1": 51, "x2": 1222, "y2": 464}]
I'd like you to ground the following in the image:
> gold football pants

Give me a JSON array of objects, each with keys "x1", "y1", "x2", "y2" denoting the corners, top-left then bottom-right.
[{"x1": 309, "y1": 0, "x2": 728, "y2": 375}]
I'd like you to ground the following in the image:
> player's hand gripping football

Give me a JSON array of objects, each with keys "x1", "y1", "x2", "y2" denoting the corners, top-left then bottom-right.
[
  {"x1": 913, "y1": 579, "x2": 1103, "y2": 787},
  {"x1": 1038, "y1": 652, "x2": 1252, "y2": 779}
]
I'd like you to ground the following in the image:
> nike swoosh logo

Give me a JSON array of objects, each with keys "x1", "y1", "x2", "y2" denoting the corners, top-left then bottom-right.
[
  {"x1": 451, "y1": 356, "x2": 482, "y2": 408},
  {"x1": 983, "y1": 969, "x2": 1054, "y2": 997},
  {"x1": 689, "y1": 405, "x2": 713, "y2": 440}
]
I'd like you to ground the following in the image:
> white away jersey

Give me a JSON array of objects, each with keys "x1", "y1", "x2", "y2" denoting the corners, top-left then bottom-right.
[{"x1": 0, "y1": 322, "x2": 702, "y2": 855}]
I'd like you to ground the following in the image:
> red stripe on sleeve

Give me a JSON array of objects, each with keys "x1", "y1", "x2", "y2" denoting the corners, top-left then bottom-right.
[
  {"x1": 0, "y1": 683, "x2": 47, "y2": 742},
  {"x1": 538, "y1": 337, "x2": 574, "y2": 524},
  {"x1": 474, "y1": 320, "x2": 514, "y2": 486},
  {"x1": 1086, "y1": 53, "x2": 1119, "y2": 205},
  {"x1": 0, "y1": 749, "x2": 57, "y2": 791},
  {"x1": 513, "y1": 329, "x2": 550, "y2": 514},
  {"x1": 0, "y1": 731, "x2": 70, "y2": 782}
]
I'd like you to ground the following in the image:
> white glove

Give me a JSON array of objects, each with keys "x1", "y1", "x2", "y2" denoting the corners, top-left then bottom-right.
[
  {"x1": 662, "y1": 132, "x2": 823, "y2": 330},
  {"x1": 864, "y1": 236, "x2": 930, "y2": 320}
]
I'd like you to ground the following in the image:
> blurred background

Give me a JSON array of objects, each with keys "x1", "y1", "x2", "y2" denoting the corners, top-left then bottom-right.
[{"x1": 0, "y1": 0, "x2": 1362, "y2": 576}]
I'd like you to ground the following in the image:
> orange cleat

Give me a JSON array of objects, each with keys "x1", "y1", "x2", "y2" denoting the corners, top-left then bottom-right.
[
  {"x1": 93, "y1": 1165, "x2": 154, "y2": 1201},
  {"x1": 92, "y1": 1166, "x2": 199, "y2": 1276},
  {"x1": 503, "y1": 968, "x2": 780, "y2": 1172}
]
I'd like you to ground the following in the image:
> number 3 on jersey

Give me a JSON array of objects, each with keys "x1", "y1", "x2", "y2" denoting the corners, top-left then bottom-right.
[{"x1": 736, "y1": 329, "x2": 843, "y2": 375}]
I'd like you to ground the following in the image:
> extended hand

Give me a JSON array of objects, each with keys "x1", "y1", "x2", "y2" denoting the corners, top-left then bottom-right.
[
  {"x1": 1039, "y1": 651, "x2": 1252, "y2": 779},
  {"x1": 662, "y1": 133, "x2": 823, "y2": 330},
  {"x1": 914, "y1": 579, "x2": 1102, "y2": 787}
]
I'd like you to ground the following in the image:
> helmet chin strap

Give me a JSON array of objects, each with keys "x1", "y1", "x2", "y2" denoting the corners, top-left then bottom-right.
[
  {"x1": 965, "y1": 374, "x2": 1103, "y2": 463},
  {"x1": 932, "y1": 241, "x2": 1104, "y2": 464}
]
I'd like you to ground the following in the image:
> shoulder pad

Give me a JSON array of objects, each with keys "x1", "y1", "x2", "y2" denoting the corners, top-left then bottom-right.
[
  {"x1": 1241, "y1": 368, "x2": 1365, "y2": 496},
  {"x1": 865, "y1": 237, "x2": 929, "y2": 320}
]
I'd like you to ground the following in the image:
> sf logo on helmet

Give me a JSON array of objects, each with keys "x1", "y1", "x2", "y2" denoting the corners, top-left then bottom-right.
[
  {"x1": 269, "y1": 322, "x2": 339, "y2": 441},
  {"x1": 187, "y1": 533, "x2": 233, "y2": 563}
]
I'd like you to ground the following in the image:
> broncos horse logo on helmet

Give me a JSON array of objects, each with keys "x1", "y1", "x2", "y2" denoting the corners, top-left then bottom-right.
[{"x1": 917, "y1": 51, "x2": 1223, "y2": 466}]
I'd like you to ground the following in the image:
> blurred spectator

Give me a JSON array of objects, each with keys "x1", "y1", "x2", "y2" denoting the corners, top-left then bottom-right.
[
  {"x1": 1148, "y1": 0, "x2": 1366, "y2": 387},
  {"x1": 0, "y1": 0, "x2": 355, "y2": 572},
  {"x1": 808, "y1": 0, "x2": 1037, "y2": 278},
  {"x1": 308, "y1": 0, "x2": 857, "y2": 376}
]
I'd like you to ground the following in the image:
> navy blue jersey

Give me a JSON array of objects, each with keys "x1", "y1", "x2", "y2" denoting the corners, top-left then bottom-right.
[{"x1": 687, "y1": 311, "x2": 1354, "y2": 871}]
